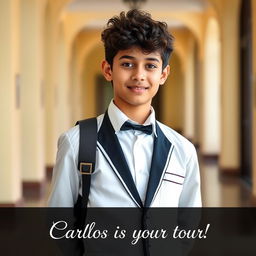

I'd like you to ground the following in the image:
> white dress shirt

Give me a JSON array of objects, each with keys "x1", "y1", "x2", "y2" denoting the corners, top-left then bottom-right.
[{"x1": 108, "y1": 101, "x2": 156, "y2": 203}]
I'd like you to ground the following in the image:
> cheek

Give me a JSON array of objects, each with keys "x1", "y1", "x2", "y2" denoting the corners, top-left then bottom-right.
[
  {"x1": 112, "y1": 74, "x2": 126, "y2": 91},
  {"x1": 112, "y1": 74, "x2": 121, "y2": 85},
  {"x1": 150, "y1": 75, "x2": 162, "y2": 87},
  {"x1": 151, "y1": 85, "x2": 160, "y2": 97},
  {"x1": 112, "y1": 70, "x2": 128, "y2": 82}
]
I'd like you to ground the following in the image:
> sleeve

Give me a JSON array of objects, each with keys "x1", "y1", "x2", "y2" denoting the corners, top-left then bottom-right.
[
  {"x1": 47, "y1": 133, "x2": 80, "y2": 207},
  {"x1": 178, "y1": 146, "x2": 202, "y2": 207}
]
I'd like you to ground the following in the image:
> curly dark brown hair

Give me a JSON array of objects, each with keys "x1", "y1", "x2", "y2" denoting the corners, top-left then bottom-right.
[{"x1": 101, "y1": 9, "x2": 174, "y2": 69}]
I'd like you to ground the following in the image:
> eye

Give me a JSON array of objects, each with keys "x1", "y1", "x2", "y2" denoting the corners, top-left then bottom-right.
[
  {"x1": 121, "y1": 62, "x2": 133, "y2": 68},
  {"x1": 146, "y1": 64, "x2": 157, "y2": 69}
]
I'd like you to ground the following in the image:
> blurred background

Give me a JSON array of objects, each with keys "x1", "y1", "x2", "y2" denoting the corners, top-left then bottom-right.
[{"x1": 0, "y1": 0, "x2": 255, "y2": 207}]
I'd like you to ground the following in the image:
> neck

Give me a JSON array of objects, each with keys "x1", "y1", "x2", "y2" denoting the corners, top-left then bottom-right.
[{"x1": 113, "y1": 100, "x2": 151, "y2": 124}]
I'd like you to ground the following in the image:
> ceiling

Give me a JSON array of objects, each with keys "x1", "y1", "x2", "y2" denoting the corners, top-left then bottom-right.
[
  {"x1": 66, "y1": 0, "x2": 209, "y2": 13},
  {"x1": 65, "y1": 0, "x2": 209, "y2": 30}
]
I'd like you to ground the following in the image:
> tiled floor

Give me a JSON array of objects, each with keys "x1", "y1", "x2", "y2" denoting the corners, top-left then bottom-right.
[
  {"x1": 23, "y1": 183, "x2": 51, "y2": 207},
  {"x1": 200, "y1": 158, "x2": 256, "y2": 207},
  {"x1": 24, "y1": 158, "x2": 256, "y2": 207}
]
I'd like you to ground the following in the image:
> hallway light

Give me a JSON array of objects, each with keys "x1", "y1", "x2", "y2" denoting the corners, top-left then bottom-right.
[{"x1": 123, "y1": 0, "x2": 147, "y2": 9}]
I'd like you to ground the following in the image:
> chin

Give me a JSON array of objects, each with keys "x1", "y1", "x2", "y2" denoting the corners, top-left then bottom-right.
[{"x1": 126, "y1": 99, "x2": 150, "y2": 107}]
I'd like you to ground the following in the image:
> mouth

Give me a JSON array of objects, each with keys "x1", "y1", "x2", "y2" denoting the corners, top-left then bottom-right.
[{"x1": 126, "y1": 85, "x2": 149, "y2": 93}]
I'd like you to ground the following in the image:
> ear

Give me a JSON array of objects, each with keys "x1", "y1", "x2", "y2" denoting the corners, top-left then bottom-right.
[
  {"x1": 160, "y1": 65, "x2": 170, "y2": 85},
  {"x1": 102, "y1": 60, "x2": 112, "y2": 81}
]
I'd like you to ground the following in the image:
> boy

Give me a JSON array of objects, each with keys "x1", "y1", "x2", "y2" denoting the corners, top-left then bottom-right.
[{"x1": 48, "y1": 9, "x2": 201, "y2": 208}]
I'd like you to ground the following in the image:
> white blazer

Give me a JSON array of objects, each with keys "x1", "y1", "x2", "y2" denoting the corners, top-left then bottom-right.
[{"x1": 48, "y1": 111, "x2": 201, "y2": 208}]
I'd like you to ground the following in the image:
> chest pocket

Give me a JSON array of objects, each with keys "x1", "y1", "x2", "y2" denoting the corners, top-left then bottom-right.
[
  {"x1": 162, "y1": 172, "x2": 185, "y2": 185},
  {"x1": 153, "y1": 171, "x2": 185, "y2": 207}
]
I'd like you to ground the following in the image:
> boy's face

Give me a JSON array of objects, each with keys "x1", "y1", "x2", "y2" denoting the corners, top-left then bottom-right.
[{"x1": 102, "y1": 46, "x2": 169, "y2": 111}]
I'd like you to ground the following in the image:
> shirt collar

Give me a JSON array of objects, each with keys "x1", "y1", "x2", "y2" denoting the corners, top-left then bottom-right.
[{"x1": 107, "y1": 99, "x2": 157, "y2": 137}]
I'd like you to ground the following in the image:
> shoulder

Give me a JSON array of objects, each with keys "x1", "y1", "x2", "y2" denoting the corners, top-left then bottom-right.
[
  {"x1": 157, "y1": 121, "x2": 197, "y2": 161},
  {"x1": 56, "y1": 126, "x2": 80, "y2": 164},
  {"x1": 57, "y1": 114, "x2": 104, "y2": 153}
]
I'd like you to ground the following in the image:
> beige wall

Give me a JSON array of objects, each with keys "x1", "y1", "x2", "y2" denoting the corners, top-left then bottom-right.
[
  {"x1": 71, "y1": 30, "x2": 101, "y2": 122},
  {"x1": 83, "y1": 43, "x2": 105, "y2": 118},
  {"x1": 163, "y1": 28, "x2": 197, "y2": 137},
  {"x1": 55, "y1": 22, "x2": 72, "y2": 136},
  {"x1": 162, "y1": 53, "x2": 184, "y2": 132}
]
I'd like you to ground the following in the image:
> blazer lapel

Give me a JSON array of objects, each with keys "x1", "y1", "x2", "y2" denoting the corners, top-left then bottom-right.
[
  {"x1": 98, "y1": 112, "x2": 143, "y2": 208},
  {"x1": 144, "y1": 123, "x2": 173, "y2": 207}
]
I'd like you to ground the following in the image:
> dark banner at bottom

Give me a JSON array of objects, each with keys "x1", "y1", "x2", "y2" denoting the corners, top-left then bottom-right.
[{"x1": 0, "y1": 208, "x2": 255, "y2": 256}]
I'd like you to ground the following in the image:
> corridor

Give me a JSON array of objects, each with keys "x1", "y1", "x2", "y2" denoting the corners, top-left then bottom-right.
[{"x1": 0, "y1": 0, "x2": 256, "y2": 207}]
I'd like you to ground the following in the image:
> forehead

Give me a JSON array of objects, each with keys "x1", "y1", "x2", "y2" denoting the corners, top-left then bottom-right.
[{"x1": 114, "y1": 47, "x2": 162, "y2": 62}]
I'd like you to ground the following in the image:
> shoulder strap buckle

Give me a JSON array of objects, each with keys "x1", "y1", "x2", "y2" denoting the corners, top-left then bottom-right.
[{"x1": 80, "y1": 162, "x2": 93, "y2": 175}]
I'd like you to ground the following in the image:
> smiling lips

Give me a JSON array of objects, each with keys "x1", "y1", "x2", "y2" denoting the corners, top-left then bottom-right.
[{"x1": 127, "y1": 85, "x2": 149, "y2": 93}]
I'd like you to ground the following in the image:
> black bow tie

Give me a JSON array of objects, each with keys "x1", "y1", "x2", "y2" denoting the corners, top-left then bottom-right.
[{"x1": 120, "y1": 121, "x2": 153, "y2": 135}]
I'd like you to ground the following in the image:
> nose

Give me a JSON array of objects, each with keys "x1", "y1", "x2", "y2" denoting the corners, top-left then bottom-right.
[{"x1": 131, "y1": 66, "x2": 145, "y2": 81}]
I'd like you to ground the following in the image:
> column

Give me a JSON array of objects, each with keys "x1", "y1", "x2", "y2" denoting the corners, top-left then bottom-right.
[
  {"x1": 20, "y1": 0, "x2": 46, "y2": 196},
  {"x1": 0, "y1": 0, "x2": 22, "y2": 205},
  {"x1": 219, "y1": 0, "x2": 240, "y2": 171}
]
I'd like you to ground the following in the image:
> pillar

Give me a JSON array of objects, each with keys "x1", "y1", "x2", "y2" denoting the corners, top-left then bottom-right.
[
  {"x1": 0, "y1": 0, "x2": 22, "y2": 205},
  {"x1": 20, "y1": 0, "x2": 46, "y2": 196},
  {"x1": 219, "y1": 0, "x2": 241, "y2": 171}
]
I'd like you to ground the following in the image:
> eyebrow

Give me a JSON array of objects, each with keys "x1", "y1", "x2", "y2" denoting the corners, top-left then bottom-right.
[{"x1": 119, "y1": 55, "x2": 160, "y2": 63}]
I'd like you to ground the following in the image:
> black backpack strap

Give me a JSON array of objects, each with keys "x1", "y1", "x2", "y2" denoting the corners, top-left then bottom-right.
[
  {"x1": 71, "y1": 118, "x2": 97, "y2": 255},
  {"x1": 75, "y1": 117, "x2": 97, "y2": 209}
]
